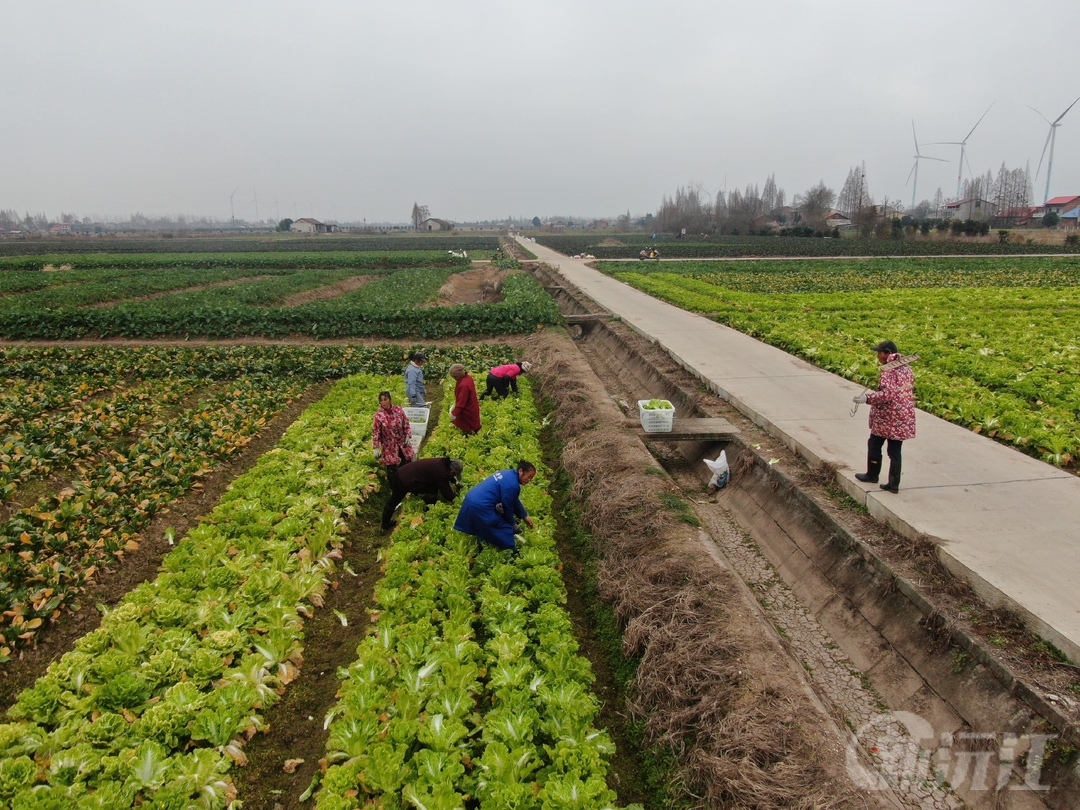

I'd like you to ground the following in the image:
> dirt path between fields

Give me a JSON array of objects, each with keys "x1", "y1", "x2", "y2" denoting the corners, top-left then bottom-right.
[
  {"x1": 275, "y1": 275, "x2": 377, "y2": 307},
  {"x1": 89, "y1": 275, "x2": 276, "y2": 308},
  {"x1": 428, "y1": 263, "x2": 513, "y2": 306}
]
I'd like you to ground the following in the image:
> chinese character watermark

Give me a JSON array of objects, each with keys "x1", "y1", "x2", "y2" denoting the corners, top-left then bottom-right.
[{"x1": 846, "y1": 712, "x2": 1056, "y2": 793}]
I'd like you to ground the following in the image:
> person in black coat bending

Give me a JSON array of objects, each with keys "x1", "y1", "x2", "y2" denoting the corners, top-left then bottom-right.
[{"x1": 381, "y1": 456, "x2": 464, "y2": 530}]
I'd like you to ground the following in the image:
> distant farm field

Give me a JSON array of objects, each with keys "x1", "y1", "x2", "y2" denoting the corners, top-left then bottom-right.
[
  {"x1": 535, "y1": 232, "x2": 1080, "y2": 258},
  {"x1": 606, "y1": 257, "x2": 1080, "y2": 468},
  {"x1": 0, "y1": 254, "x2": 559, "y2": 339}
]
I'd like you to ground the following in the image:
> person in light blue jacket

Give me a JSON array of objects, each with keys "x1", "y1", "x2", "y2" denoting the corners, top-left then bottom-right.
[
  {"x1": 454, "y1": 461, "x2": 536, "y2": 550},
  {"x1": 404, "y1": 351, "x2": 427, "y2": 406}
]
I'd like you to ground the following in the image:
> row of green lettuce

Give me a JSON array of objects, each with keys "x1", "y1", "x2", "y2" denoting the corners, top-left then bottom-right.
[
  {"x1": 0, "y1": 251, "x2": 468, "y2": 272},
  {"x1": 314, "y1": 378, "x2": 635, "y2": 809},
  {"x1": 0, "y1": 272, "x2": 560, "y2": 339},
  {"x1": 0, "y1": 375, "x2": 392, "y2": 808}
]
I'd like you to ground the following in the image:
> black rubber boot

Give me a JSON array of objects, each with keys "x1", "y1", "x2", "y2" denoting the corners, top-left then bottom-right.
[
  {"x1": 880, "y1": 460, "x2": 901, "y2": 493},
  {"x1": 855, "y1": 459, "x2": 881, "y2": 484}
]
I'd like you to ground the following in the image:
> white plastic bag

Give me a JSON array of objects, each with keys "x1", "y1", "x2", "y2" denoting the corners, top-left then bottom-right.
[{"x1": 703, "y1": 450, "x2": 730, "y2": 489}]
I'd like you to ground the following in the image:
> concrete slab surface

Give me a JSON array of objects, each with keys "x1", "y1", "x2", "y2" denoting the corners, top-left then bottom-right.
[{"x1": 520, "y1": 237, "x2": 1080, "y2": 663}]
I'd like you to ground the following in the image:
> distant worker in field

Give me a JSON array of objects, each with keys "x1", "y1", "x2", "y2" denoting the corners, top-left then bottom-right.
[
  {"x1": 404, "y1": 351, "x2": 428, "y2": 407},
  {"x1": 448, "y1": 363, "x2": 481, "y2": 435},
  {"x1": 454, "y1": 461, "x2": 537, "y2": 551},
  {"x1": 479, "y1": 361, "x2": 531, "y2": 400},
  {"x1": 852, "y1": 340, "x2": 916, "y2": 493},
  {"x1": 372, "y1": 391, "x2": 416, "y2": 474},
  {"x1": 381, "y1": 456, "x2": 463, "y2": 530}
]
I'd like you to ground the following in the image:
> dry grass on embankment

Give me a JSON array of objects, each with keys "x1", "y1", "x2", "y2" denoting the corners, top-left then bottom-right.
[{"x1": 522, "y1": 331, "x2": 879, "y2": 810}]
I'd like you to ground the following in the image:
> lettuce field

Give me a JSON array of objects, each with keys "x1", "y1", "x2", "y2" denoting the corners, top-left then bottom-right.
[
  {"x1": 0, "y1": 346, "x2": 639, "y2": 808},
  {"x1": 608, "y1": 257, "x2": 1080, "y2": 469}
]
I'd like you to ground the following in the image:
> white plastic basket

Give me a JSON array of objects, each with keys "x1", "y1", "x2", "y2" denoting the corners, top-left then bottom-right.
[
  {"x1": 407, "y1": 433, "x2": 423, "y2": 450},
  {"x1": 403, "y1": 406, "x2": 430, "y2": 424},
  {"x1": 638, "y1": 399, "x2": 675, "y2": 433}
]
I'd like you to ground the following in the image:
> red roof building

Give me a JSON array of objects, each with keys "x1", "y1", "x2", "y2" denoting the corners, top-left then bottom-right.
[{"x1": 1044, "y1": 196, "x2": 1080, "y2": 215}]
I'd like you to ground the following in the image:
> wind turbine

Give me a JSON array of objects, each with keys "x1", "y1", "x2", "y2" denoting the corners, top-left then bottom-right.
[
  {"x1": 930, "y1": 103, "x2": 993, "y2": 199},
  {"x1": 907, "y1": 121, "x2": 948, "y2": 210},
  {"x1": 1030, "y1": 94, "x2": 1080, "y2": 204},
  {"x1": 228, "y1": 185, "x2": 240, "y2": 224}
]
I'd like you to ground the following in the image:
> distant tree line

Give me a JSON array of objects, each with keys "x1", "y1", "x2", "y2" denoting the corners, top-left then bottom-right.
[{"x1": 655, "y1": 159, "x2": 1035, "y2": 237}]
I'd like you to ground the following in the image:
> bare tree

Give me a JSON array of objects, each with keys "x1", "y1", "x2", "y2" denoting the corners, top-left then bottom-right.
[
  {"x1": 837, "y1": 164, "x2": 869, "y2": 218},
  {"x1": 794, "y1": 181, "x2": 836, "y2": 228},
  {"x1": 411, "y1": 202, "x2": 430, "y2": 229}
]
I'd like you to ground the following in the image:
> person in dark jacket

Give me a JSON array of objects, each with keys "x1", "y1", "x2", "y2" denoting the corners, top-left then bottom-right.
[
  {"x1": 479, "y1": 361, "x2": 531, "y2": 400},
  {"x1": 453, "y1": 461, "x2": 536, "y2": 550},
  {"x1": 382, "y1": 456, "x2": 464, "y2": 530}
]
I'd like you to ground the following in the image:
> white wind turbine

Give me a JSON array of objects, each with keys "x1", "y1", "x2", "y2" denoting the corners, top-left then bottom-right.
[
  {"x1": 907, "y1": 121, "x2": 948, "y2": 210},
  {"x1": 930, "y1": 104, "x2": 993, "y2": 199},
  {"x1": 1030, "y1": 94, "x2": 1080, "y2": 204}
]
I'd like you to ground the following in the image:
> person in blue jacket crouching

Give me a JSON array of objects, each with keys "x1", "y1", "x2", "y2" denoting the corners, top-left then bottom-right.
[{"x1": 454, "y1": 460, "x2": 536, "y2": 550}]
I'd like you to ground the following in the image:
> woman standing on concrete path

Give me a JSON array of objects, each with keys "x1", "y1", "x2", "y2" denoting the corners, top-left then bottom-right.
[{"x1": 853, "y1": 340, "x2": 916, "y2": 493}]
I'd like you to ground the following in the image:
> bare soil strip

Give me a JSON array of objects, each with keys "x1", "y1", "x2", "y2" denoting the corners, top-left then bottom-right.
[
  {"x1": 427, "y1": 264, "x2": 511, "y2": 307},
  {"x1": 0, "y1": 381, "x2": 333, "y2": 708},
  {"x1": 275, "y1": 275, "x2": 376, "y2": 307},
  {"x1": 89, "y1": 275, "x2": 276, "y2": 308}
]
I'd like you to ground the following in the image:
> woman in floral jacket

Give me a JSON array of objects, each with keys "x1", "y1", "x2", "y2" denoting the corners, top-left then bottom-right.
[
  {"x1": 372, "y1": 391, "x2": 415, "y2": 473},
  {"x1": 853, "y1": 340, "x2": 915, "y2": 493}
]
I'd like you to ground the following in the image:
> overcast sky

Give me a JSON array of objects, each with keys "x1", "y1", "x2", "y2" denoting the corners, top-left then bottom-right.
[{"x1": 3, "y1": 1, "x2": 1079, "y2": 224}]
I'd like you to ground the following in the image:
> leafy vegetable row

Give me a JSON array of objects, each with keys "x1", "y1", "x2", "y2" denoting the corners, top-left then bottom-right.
[
  {"x1": 316, "y1": 379, "x2": 634, "y2": 809},
  {"x1": 0, "y1": 374, "x2": 389, "y2": 808}
]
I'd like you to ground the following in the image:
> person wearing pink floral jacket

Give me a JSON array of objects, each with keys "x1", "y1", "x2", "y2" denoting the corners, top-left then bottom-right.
[
  {"x1": 372, "y1": 391, "x2": 416, "y2": 473},
  {"x1": 853, "y1": 340, "x2": 915, "y2": 493}
]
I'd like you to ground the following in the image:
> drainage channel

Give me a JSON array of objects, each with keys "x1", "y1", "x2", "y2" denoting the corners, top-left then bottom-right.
[{"x1": 528, "y1": 260, "x2": 1076, "y2": 810}]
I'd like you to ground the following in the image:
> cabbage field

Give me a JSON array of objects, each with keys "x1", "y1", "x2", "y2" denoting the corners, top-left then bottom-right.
[
  {"x1": 0, "y1": 343, "x2": 637, "y2": 808},
  {"x1": 608, "y1": 257, "x2": 1080, "y2": 469}
]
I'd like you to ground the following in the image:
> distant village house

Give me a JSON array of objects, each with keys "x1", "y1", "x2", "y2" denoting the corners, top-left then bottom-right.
[
  {"x1": 942, "y1": 198, "x2": 994, "y2": 221},
  {"x1": 418, "y1": 218, "x2": 453, "y2": 231},
  {"x1": 290, "y1": 218, "x2": 335, "y2": 234}
]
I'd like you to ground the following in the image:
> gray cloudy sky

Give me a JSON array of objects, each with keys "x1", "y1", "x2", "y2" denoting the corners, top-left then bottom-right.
[{"x1": 3, "y1": 1, "x2": 1079, "y2": 223}]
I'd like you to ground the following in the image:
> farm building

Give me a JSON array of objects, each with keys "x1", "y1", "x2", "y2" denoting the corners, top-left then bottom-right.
[
  {"x1": 942, "y1": 197, "x2": 994, "y2": 221},
  {"x1": 418, "y1": 217, "x2": 453, "y2": 231},
  {"x1": 1044, "y1": 195, "x2": 1080, "y2": 218},
  {"x1": 290, "y1": 218, "x2": 335, "y2": 234},
  {"x1": 824, "y1": 211, "x2": 851, "y2": 228}
]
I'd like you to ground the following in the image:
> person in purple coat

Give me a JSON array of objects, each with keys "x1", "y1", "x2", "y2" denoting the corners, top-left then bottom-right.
[{"x1": 453, "y1": 461, "x2": 536, "y2": 550}]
